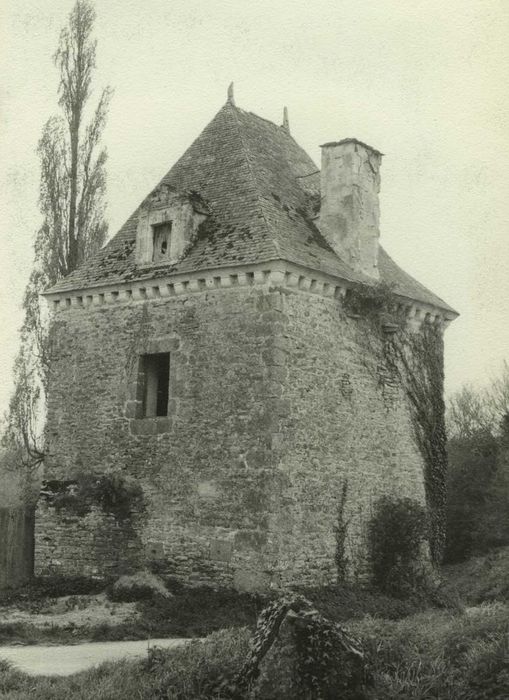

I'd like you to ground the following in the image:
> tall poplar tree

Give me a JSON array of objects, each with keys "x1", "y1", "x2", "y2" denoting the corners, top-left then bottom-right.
[{"x1": 3, "y1": 0, "x2": 111, "y2": 473}]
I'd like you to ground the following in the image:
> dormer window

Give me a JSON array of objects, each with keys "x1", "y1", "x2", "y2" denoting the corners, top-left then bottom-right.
[
  {"x1": 152, "y1": 222, "x2": 172, "y2": 262},
  {"x1": 135, "y1": 184, "x2": 210, "y2": 267}
]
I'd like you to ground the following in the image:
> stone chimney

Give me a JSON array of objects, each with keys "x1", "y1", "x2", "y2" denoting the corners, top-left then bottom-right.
[{"x1": 318, "y1": 139, "x2": 383, "y2": 279}]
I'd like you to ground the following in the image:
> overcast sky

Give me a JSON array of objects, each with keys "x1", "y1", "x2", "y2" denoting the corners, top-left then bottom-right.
[{"x1": 1, "y1": 0, "x2": 508, "y2": 416}]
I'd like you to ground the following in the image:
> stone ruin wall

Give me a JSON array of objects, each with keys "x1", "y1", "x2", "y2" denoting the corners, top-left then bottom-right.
[{"x1": 36, "y1": 282, "x2": 431, "y2": 590}]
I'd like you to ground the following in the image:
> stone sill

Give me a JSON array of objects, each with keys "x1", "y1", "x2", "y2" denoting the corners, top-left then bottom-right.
[{"x1": 130, "y1": 417, "x2": 171, "y2": 435}]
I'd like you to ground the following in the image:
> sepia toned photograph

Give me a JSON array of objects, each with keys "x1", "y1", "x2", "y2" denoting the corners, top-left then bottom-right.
[{"x1": 0, "y1": 1, "x2": 508, "y2": 697}]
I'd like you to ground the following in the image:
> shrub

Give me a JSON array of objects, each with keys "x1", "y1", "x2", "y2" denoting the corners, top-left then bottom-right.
[
  {"x1": 299, "y1": 584, "x2": 432, "y2": 622},
  {"x1": 137, "y1": 586, "x2": 268, "y2": 638},
  {"x1": 368, "y1": 496, "x2": 428, "y2": 597},
  {"x1": 0, "y1": 575, "x2": 108, "y2": 607},
  {"x1": 145, "y1": 627, "x2": 251, "y2": 699},
  {"x1": 96, "y1": 471, "x2": 145, "y2": 521},
  {"x1": 445, "y1": 430, "x2": 509, "y2": 563},
  {"x1": 51, "y1": 470, "x2": 145, "y2": 522},
  {"x1": 108, "y1": 571, "x2": 171, "y2": 603}
]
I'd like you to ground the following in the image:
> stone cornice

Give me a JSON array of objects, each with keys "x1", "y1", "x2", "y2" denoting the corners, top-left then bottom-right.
[{"x1": 44, "y1": 260, "x2": 457, "y2": 329}]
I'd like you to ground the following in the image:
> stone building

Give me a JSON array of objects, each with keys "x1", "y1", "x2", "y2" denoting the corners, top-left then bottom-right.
[{"x1": 36, "y1": 88, "x2": 457, "y2": 590}]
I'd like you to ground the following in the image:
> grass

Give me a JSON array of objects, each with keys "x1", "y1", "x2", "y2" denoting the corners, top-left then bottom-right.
[
  {"x1": 1, "y1": 552, "x2": 507, "y2": 696},
  {"x1": 0, "y1": 584, "x2": 269, "y2": 645},
  {"x1": 0, "y1": 584, "x2": 442, "y2": 647},
  {"x1": 351, "y1": 602, "x2": 509, "y2": 699},
  {"x1": 0, "y1": 627, "x2": 251, "y2": 700},
  {"x1": 1, "y1": 605, "x2": 507, "y2": 699},
  {"x1": 442, "y1": 545, "x2": 509, "y2": 606},
  {"x1": 0, "y1": 575, "x2": 459, "y2": 647}
]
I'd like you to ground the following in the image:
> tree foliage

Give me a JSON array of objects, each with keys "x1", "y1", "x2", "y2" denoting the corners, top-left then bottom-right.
[
  {"x1": 445, "y1": 362, "x2": 509, "y2": 562},
  {"x1": 3, "y1": 0, "x2": 111, "y2": 477}
]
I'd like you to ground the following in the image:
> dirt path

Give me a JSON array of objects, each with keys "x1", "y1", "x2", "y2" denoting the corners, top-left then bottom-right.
[{"x1": 0, "y1": 637, "x2": 192, "y2": 676}]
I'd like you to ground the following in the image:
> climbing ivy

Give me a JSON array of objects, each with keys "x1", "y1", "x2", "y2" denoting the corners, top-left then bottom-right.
[
  {"x1": 334, "y1": 482, "x2": 350, "y2": 582},
  {"x1": 343, "y1": 280, "x2": 401, "y2": 324},
  {"x1": 52, "y1": 469, "x2": 145, "y2": 522},
  {"x1": 341, "y1": 283, "x2": 448, "y2": 563},
  {"x1": 219, "y1": 595, "x2": 369, "y2": 699},
  {"x1": 390, "y1": 324, "x2": 447, "y2": 562}
]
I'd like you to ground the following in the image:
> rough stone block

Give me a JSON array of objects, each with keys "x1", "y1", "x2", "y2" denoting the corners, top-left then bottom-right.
[
  {"x1": 209, "y1": 539, "x2": 233, "y2": 562},
  {"x1": 233, "y1": 567, "x2": 271, "y2": 592}
]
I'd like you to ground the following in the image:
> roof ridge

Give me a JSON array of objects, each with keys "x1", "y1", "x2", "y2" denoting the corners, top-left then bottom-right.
[{"x1": 229, "y1": 104, "x2": 282, "y2": 257}]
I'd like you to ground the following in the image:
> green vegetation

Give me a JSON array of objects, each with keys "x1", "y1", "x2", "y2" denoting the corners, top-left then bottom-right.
[
  {"x1": 52, "y1": 470, "x2": 145, "y2": 521},
  {"x1": 0, "y1": 581, "x2": 268, "y2": 645},
  {"x1": 0, "y1": 628, "x2": 251, "y2": 700},
  {"x1": 0, "y1": 602, "x2": 507, "y2": 699},
  {"x1": 442, "y1": 546, "x2": 509, "y2": 606},
  {"x1": 354, "y1": 602, "x2": 509, "y2": 700},
  {"x1": 0, "y1": 570, "x2": 457, "y2": 647},
  {"x1": 445, "y1": 362, "x2": 509, "y2": 563},
  {"x1": 367, "y1": 496, "x2": 429, "y2": 597}
]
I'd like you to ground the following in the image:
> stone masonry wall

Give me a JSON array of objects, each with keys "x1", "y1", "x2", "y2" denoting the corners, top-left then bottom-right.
[
  {"x1": 269, "y1": 289, "x2": 428, "y2": 587},
  {"x1": 38, "y1": 282, "x2": 431, "y2": 590},
  {"x1": 35, "y1": 498, "x2": 144, "y2": 577},
  {"x1": 38, "y1": 286, "x2": 285, "y2": 590}
]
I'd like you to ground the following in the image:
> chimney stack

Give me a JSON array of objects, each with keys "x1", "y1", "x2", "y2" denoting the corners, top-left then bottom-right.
[{"x1": 318, "y1": 139, "x2": 383, "y2": 279}]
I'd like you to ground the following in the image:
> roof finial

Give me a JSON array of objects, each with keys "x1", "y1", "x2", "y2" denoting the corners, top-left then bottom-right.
[
  {"x1": 282, "y1": 106, "x2": 290, "y2": 134},
  {"x1": 227, "y1": 82, "x2": 235, "y2": 106}
]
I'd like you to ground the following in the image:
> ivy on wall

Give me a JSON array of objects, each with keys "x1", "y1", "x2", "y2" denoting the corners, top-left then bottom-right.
[
  {"x1": 50, "y1": 469, "x2": 145, "y2": 522},
  {"x1": 391, "y1": 324, "x2": 447, "y2": 562},
  {"x1": 334, "y1": 482, "x2": 350, "y2": 582},
  {"x1": 340, "y1": 282, "x2": 448, "y2": 563}
]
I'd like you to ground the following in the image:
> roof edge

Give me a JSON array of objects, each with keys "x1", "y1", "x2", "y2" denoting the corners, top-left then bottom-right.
[{"x1": 43, "y1": 257, "x2": 458, "y2": 323}]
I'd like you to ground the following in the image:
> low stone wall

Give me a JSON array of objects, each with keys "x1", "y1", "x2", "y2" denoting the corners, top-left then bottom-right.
[{"x1": 35, "y1": 497, "x2": 143, "y2": 578}]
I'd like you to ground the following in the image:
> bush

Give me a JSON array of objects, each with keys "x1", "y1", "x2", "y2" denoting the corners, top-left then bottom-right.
[
  {"x1": 137, "y1": 586, "x2": 268, "y2": 638},
  {"x1": 144, "y1": 627, "x2": 251, "y2": 699},
  {"x1": 96, "y1": 471, "x2": 145, "y2": 521},
  {"x1": 108, "y1": 571, "x2": 170, "y2": 602},
  {"x1": 0, "y1": 575, "x2": 107, "y2": 606},
  {"x1": 298, "y1": 584, "x2": 429, "y2": 622},
  {"x1": 368, "y1": 496, "x2": 429, "y2": 597},
  {"x1": 51, "y1": 470, "x2": 145, "y2": 521}
]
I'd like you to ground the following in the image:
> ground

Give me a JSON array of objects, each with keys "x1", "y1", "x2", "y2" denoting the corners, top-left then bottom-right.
[
  {"x1": 0, "y1": 549, "x2": 508, "y2": 698},
  {"x1": 0, "y1": 594, "x2": 138, "y2": 632}
]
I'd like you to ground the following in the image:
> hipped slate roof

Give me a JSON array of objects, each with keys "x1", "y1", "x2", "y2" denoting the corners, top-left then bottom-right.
[{"x1": 47, "y1": 100, "x2": 455, "y2": 314}]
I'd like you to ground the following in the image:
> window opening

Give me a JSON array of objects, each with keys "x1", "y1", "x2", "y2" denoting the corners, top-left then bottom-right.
[
  {"x1": 152, "y1": 222, "x2": 172, "y2": 262},
  {"x1": 141, "y1": 353, "x2": 170, "y2": 417}
]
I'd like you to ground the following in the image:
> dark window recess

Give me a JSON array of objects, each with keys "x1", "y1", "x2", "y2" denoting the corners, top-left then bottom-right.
[
  {"x1": 152, "y1": 222, "x2": 172, "y2": 262},
  {"x1": 141, "y1": 353, "x2": 170, "y2": 417}
]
